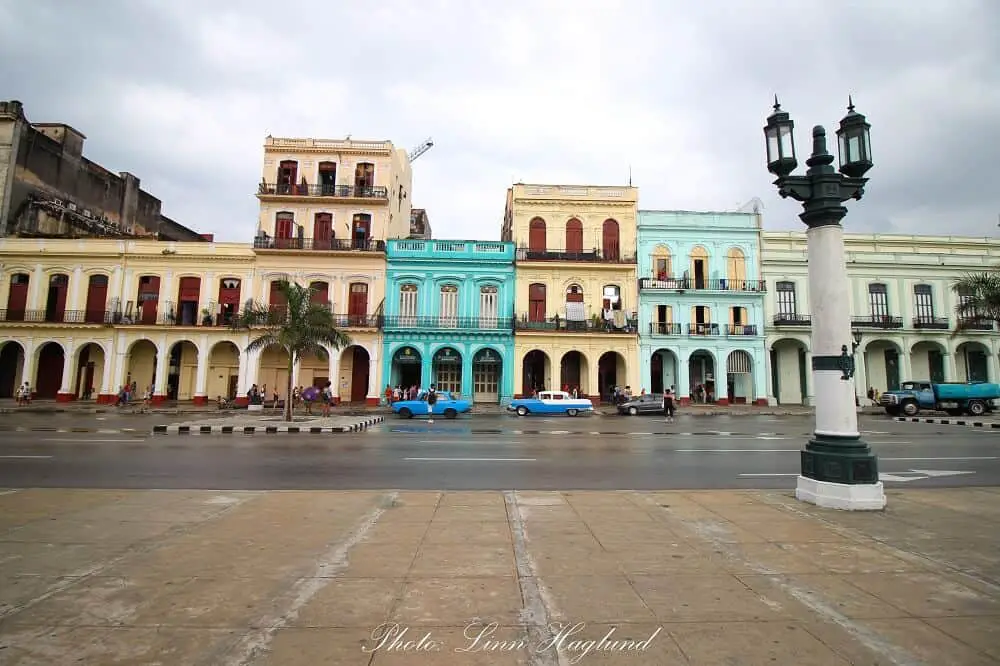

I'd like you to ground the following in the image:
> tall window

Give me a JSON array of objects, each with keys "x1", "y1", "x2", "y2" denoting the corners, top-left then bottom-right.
[
  {"x1": 957, "y1": 286, "x2": 975, "y2": 319},
  {"x1": 528, "y1": 283, "x2": 546, "y2": 322},
  {"x1": 399, "y1": 283, "x2": 418, "y2": 325},
  {"x1": 726, "y1": 247, "x2": 746, "y2": 287},
  {"x1": 479, "y1": 285, "x2": 498, "y2": 327},
  {"x1": 652, "y1": 245, "x2": 672, "y2": 279},
  {"x1": 440, "y1": 284, "x2": 458, "y2": 327},
  {"x1": 776, "y1": 281, "x2": 797, "y2": 317},
  {"x1": 913, "y1": 284, "x2": 934, "y2": 321},
  {"x1": 602, "y1": 285, "x2": 621, "y2": 311},
  {"x1": 868, "y1": 283, "x2": 889, "y2": 318}
]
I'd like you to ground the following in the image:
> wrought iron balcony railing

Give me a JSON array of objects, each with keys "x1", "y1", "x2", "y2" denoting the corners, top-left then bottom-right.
[
  {"x1": 253, "y1": 237, "x2": 385, "y2": 252},
  {"x1": 515, "y1": 315, "x2": 638, "y2": 333},
  {"x1": 725, "y1": 324, "x2": 759, "y2": 336},
  {"x1": 257, "y1": 183, "x2": 388, "y2": 199},
  {"x1": 852, "y1": 315, "x2": 904, "y2": 329},
  {"x1": 331, "y1": 314, "x2": 382, "y2": 328},
  {"x1": 0, "y1": 309, "x2": 107, "y2": 324},
  {"x1": 912, "y1": 316, "x2": 949, "y2": 330},
  {"x1": 772, "y1": 313, "x2": 811, "y2": 326},
  {"x1": 382, "y1": 315, "x2": 514, "y2": 330},
  {"x1": 639, "y1": 277, "x2": 767, "y2": 292},
  {"x1": 515, "y1": 247, "x2": 636, "y2": 263},
  {"x1": 957, "y1": 317, "x2": 996, "y2": 331},
  {"x1": 687, "y1": 323, "x2": 720, "y2": 336},
  {"x1": 649, "y1": 322, "x2": 682, "y2": 335}
]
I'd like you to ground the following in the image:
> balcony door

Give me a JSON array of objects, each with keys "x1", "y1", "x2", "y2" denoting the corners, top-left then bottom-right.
[
  {"x1": 314, "y1": 213, "x2": 333, "y2": 250},
  {"x1": 277, "y1": 160, "x2": 297, "y2": 194},
  {"x1": 602, "y1": 219, "x2": 620, "y2": 260},
  {"x1": 528, "y1": 283, "x2": 546, "y2": 322},
  {"x1": 528, "y1": 218, "x2": 546, "y2": 253},
  {"x1": 352, "y1": 214, "x2": 371, "y2": 249},
  {"x1": 566, "y1": 219, "x2": 583, "y2": 253},
  {"x1": 348, "y1": 283, "x2": 368, "y2": 325}
]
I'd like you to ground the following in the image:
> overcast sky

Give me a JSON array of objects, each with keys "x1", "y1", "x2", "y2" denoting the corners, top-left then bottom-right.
[{"x1": 1, "y1": 0, "x2": 997, "y2": 242}]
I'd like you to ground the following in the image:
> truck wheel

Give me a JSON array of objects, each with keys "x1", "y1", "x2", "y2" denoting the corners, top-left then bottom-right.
[
  {"x1": 901, "y1": 401, "x2": 919, "y2": 417},
  {"x1": 516, "y1": 406, "x2": 529, "y2": 416},
  {"x1": 967, "y1": 400, "x2": 986, "y2": 417},
  {"x1": 398, "y1": 407, "x2": 412, "y2": 419},
  {"x1": 444, "y1": 408, "x2": 457, "y2": 419}
]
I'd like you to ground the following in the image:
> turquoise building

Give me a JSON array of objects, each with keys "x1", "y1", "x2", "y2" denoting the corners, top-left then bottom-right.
[
  {"x1": 382, "y1": 239, "x2": 516, "y2": 404},
  {"x1": 636, "y1": 210, "x2": 768, "y2": 405}
]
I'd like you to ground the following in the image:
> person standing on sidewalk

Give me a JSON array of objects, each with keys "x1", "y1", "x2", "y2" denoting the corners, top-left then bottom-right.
[{"x1": 663, "y1": 388, "x2": 675, "y2": 423}]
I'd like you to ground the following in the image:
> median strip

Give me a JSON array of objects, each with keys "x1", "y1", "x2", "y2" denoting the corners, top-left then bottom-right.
[
  {"x1": 894, "y1": 417, "x2": 1000, "y2": 429},
  {"x1": 152, "y1": 416, "x2": 384, "y2": 434}
]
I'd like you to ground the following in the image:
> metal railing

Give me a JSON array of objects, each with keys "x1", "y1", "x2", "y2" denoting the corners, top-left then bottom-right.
[
  {"x1": 382, "y1": 315, "x2": 514, "y2": 330},
  {"x1": 958, "y1": 317, "x2": 996, "y2": 331},
  {"x1": 639, "y1": 277, "x2": 767, "y2": 292},
  {"x1": 912, "y1": 316, "x2": 949, "y2": 330},
  {"x1": 725, "y1": 324, "x2": 759, "y2": 336},
  {"x1": 253, "y1": 237, "x2": 386, "y2": 252},
  {"x1": 331, "y1": 314, "x2": 382, "y2": 328},
  {"x1": 649, "y1": 322, "x2": 682, "y2": 335},
  {"x1": 514, "y1": 315, "x2": 638, "y2": 333},
  {"x1": 0, "y1": 309, "x2": 106, "y2": 324},
  {"x1": 687, "y1": 323, "x2": 720, "y2": 336},
  {"x1": 852, "y1": 315, "x2": 904, "y2": 329},
  {"x1": 772, "y1": 313, "x2": 811, "y2": 326},
  {"x1": 257, "y1": 183, "x2": 388, "y2": 199},
  {"x1": 515, "y1": 247, "x2": 636, "y2": 263}
]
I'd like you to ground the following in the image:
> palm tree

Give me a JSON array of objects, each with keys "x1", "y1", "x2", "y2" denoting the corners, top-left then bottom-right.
[
  {"x1": 952, "y1": 270, "x2": 1000, "y2": 331},
  {"x1": 240, "y1": 280, "x2": 352, "y2": 421}
]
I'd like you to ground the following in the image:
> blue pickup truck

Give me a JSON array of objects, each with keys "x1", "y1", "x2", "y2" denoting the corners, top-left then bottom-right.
[{"x1": 880, "y1": 381, "x2": 1000, "y2": 417}]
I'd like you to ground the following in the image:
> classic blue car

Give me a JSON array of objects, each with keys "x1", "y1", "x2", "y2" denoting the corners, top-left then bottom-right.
[
  {"x1": 392, "y1": 392, "x2": 472, "y2": 419},
  {"x1": 507, "y1": 390, "x2": 595, "y2": 416}
]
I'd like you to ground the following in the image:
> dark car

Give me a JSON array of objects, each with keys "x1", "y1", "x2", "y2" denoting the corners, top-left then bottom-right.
[{"x1": 617, "y1": 393, "x2": 663, "y2": 415}]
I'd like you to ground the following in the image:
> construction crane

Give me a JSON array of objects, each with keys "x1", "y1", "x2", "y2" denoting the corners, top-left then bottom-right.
[{"x1": 408, "y1": 137, "x2": 434, "y2": 162}]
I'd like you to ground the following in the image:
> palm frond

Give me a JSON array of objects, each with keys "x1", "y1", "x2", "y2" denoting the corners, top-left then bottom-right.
[{"x1": 952, "y1": 270, "x2": 1000, "y2": 330}]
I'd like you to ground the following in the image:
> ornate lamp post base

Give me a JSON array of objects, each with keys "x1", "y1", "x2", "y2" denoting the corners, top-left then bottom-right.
[{"x1": 796, "y1": 433, "x2": 885, "y2": 510}]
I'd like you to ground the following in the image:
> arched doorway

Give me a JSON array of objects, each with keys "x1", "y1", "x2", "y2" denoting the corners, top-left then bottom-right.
[
  {"x1": 911, "y1": 341, "x2": 947, "y2": 383},
  {"x1": 472, "y1": 347, "x2": 502, "y2": 403},
  {"x1": 433, "y1": 347, "x2": 462, "y2": 394},
  {"x1": 598, "y1": 351, "x2": 626, "y2": 401},
  {"x1": 258, "y1": 345, "x2": 290, "y2": 400},
  {"x1": 340, "y1": 345, "x2": 370, "y2": 403},
  {"x1": 650, "y1": 349, "x2": 679, "y2": 394},
  {"x1": 770, "y1": 338, "x2": 808, "y2": 404},
  {"x1": 392, "y1": 346, "x2": 422, "y2": 389},
  {"x1": 126, "y1": 340, "x2": 158, "y2": 394},
  {"x1": 522, "y1": 350, "x2": 550, "y2": 395},
  {"x1": 207, "y1": 342, "x2": 240, "y2": 401},
  {"x1": 956, "y1": 341, "x2": 991, "y2": 383},
  {"x1": 0, "y1": 341, "x2": 25, "y2": 398},
  {"x1": 863, "y1": 340, "x2": 902, "y2": 392},
  {"x1": 74, "y1": 343, "x2": 106, "y2": 400},
  {"x1": 35, "y1": 342, "x2": 65, "y2": 399},
  {"x1": 727, "y1": 350, "x2": 754, "y2": 404},
  {"x1": 299, "y1": 348, "x2": 329, "y2": 389},
  {"x1": 560, "y1": 350, "x2": 588, "y2": 395},
  {"x1": 688, "y1": 350, "x2": 715, "y2": 402},
  {"x1": 166, "y1": 341, "x2": 198, "y2": 400}
]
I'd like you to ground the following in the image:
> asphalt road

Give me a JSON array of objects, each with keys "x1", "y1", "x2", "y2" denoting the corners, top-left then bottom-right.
[{"x1": 0, "y1": 414, "x2": 996, "y2": 490}]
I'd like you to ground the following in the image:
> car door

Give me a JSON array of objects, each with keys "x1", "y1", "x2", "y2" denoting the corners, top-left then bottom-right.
[{"x1": 640, "y1": 395, "x2": 661, "y2": 414}]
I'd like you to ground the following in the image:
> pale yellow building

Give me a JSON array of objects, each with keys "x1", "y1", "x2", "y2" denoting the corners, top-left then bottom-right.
[
  {"x1": 0, "y1": 136, "x2": 414, "y2": 405},
  {"x1": 503, "y1": 184, "x2": 640, "y2": 403}
]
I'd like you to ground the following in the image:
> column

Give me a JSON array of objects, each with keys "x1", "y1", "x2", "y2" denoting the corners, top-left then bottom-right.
[
  {"x1": 803, "y1": 351, "x2": 815, "y2": 406},
  {"x1": 898, "y1": 342, "x2": 912, "y2": 387},
  {"x1": 329, "y1": 348, "x2": 341, "y2": 404},
  {"x1": 943, "y1": 351, "x2": 957, "y2": 382},
  {"x1": 460, "y1": 352, "x2": 474, "y2": 403},
  {"x1": 235, "y1": 349, "x2": 257, "y2": 405},
  {"x1": 753, "y1": 348, "x2": 768, "y2": 406},
  {"x1": 152, "y1": 342, "x2": 169, "y2": 403},
  {"x1": 193, "y1": 354, "x2": 209, "y2": 405},
  {"x1": 69, "y1": 267, "x2": 84, "y2": 311},
  {"x1": 20, "y1": 339, "x2": 36, "y2": 395},
  {"x1": 677, "y1": 353, "x2": 691, "y2": 405},
  {"x1": 56, "y1": 341, "x2": 76, "y2": 402},
  {"x1": 367, "y1": 351, "x2": 379, "y2": 406},
  {"x1": 764, "y1": 346, "x2": 777, "y2": 405},
  {"x1": 421, "y1": 351, "x2": 433, "y2": 390},
  {"x1": 98, "y1": 345, "x2": 116, "y2": 403},
  {"x1": 29, "y1": 265, "x2": 44, "y2": 310},
  {"x1": 586, "y1": 356, "x2": 600, "y2": 407},
  {"x1": 715, "y1": 353, "x2": 729, "y2": 405},
  {"x1": 639, "y1": 346, "x2": 650, "y2": 393}
]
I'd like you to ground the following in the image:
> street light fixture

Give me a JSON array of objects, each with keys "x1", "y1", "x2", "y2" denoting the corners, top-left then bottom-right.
[{"x1": 763, "y1": 97, "x2": 885, "y2": 511}]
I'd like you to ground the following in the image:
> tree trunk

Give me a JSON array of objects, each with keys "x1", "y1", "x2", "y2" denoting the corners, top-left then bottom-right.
[{"x1": 285, "y1": 352, "x2": 294, "y2": 422}]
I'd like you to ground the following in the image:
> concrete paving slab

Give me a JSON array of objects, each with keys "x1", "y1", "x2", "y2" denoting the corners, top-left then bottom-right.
[
  {"x1": 669, "y1": 621, "x2": 853, "y2": 666},
  {"x1": 390, "y1": 576, "x2": 523, "y2": 625}
]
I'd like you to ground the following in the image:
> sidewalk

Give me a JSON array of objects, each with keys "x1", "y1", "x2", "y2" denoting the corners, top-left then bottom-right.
[{"x1": 1, "y1": 488, "x2": 997, "y2": 664}]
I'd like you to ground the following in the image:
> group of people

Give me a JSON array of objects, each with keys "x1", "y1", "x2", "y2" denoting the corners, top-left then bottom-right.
[
  {"x1": 115, "y1": 382, "x2": 153, "y2": 410},
  {"x1": 386, "y1": 385, "x2": 423, "y2": 403},
  {"x1": 12, "y1": 382, "x2": 31, "y2": 406},
  {"x1": 245, "y1": 382, "x2": 337, "y2": 416}
]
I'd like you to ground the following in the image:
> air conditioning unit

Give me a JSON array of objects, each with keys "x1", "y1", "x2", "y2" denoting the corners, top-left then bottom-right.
[
  {"x1": 52, "y1": 198, "x2": 64, "y2": 207},
  {"x1": 67, "y1": 202, "x2": 77, "y2": 211},
  {"x1": 83, "y1": 209, "x2": 92, "y2": 218}
]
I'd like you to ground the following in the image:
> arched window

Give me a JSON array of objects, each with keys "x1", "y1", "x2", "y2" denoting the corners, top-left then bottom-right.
[
  {"x1": 528, "y1": 217, "x2": 546, "y2": 253},
  {"x1": 565, "y1": 284, "x2": 585, "y2": 329},
  {"x1": 528, "y1": 283, "x2": 546, "y2": 322},
  {"x1": 479, "y1": 285, "x2": 499, "y2": 327},
  {"x1": 602, "y1": 219, "x2": 620, "y2": 260},
  {"x1": 565, "y1": 218, "x2": 583, "y2": 253},
  {"x1": 276, "y1": 160, "x2": 298, "y2": 194},
  {"x1": 726, "y1": 247, "x2": 746, "y2": 288},
  {"x1": 689, "y1": 246, "x2": 709, "y2": 289},
  {"x1": 651, "y1": 244, "x2": 672, "y2": 280},
  {"x1": 399, "y1": 283, "x2": 418, "y2": 325},
  {"x1": 439, "y1": 284, "x2": 459, "y2": 327}
]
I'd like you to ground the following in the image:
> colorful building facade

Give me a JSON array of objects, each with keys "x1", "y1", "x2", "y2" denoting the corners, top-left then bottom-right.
[
  {"x1": 503, "y1": 184, "x2": 640, "y2": 404},
  {"x1": 763, "y1": 231, "x2": 1000, "y2": 405},
  {"x1": 637, "y1": 210, "x2": 768, "y2": 404},
  {"x1": 382, "y1": 239, "x2": 516, "y2": 404}
]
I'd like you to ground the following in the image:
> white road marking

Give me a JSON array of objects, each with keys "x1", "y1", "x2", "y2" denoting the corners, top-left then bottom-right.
[
  {"x1": 910, "y1": 469, "x2": 976, "y2": 477},
  {"x1": 0, "y1": 455, "x2": 53, "y2": 459},
  {"x1": 881, "y1": 456, "x2": 996, "y2": 461},
  {"x1": 755, "y1": 436, "x2": 788, "y2": 440},
  {"x1": 739, "y1": 473, "x2": 798, "y2": 477},
  {"x1": 880, "y1": 473, "x2": 922, "y2": 482},
  {"x1": 405, "y1": 457, "x2": 535, "y2": 462},
  {"x1": 867, "y1": 441, "x2": 913, "y2": 445},
  {"x1": 416, "y1": 440, "x2": 524, "y2": 445},
  {"x1": 41, "y1": 438, "x2": 143, "y2": 443},
  {"x1": 678, "y1": 449, "x2": 798, "y2": 453}
]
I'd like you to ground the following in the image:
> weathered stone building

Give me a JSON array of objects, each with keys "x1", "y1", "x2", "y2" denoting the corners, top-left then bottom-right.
[{"x1": 0, "y1": 100, "x2": 202, "y2": 241}]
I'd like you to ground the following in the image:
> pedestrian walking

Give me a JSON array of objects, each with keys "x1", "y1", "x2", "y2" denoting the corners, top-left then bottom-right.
[
  {"x1": 663, "y1": 388, "x2": 675, "y2": 423},
  {"x1": 426, "y1": 384, "x2": 438, "y2": 424}
]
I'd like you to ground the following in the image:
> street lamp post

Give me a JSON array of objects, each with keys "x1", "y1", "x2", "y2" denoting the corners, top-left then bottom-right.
[{"x1": 763, "y1": 97, "x2": 885, "y2": 510}]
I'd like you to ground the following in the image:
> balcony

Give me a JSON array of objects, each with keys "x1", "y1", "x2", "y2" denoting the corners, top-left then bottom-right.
[
  {"x1": 388, "y1": 239, "x2": 515, "y2": 261},
  {"x1": 649, "y1": 322, "x2": 682, "y2": 336},
  {"x1": 515, "y1": 314, "x2": 638, "y2": 334},
  {"x1": 687, "y1": 323, "x2": 720, "y2": 336},
  {"x1": 912, "y1": 316, "x2": 949, "y2": 330},
  {"x1": 639, "y1": 277, "x2": 767, "y2": 292},
  {"x1": 110, "y1": 306, "x2": 246, "y2": 329},
  {"x1": 331, "y1": 314, "x2": 381, "y2": 329},
  {"x1": 772, "y1": 314, "x2": 811, "y2": 326},
  {"x1": 253, "y1": 237, "x2": 385, "y2": 252},
  {"x1": 958, "y1": 317, "x2": 996, "y2": 332},
  {"x1": 852, "y1": 315, "x2": 904, "y2": 329},
  {"x1": 0, "y1": 309, "x2": 108, "y2": 324},
  {"x1": 516, "y1": 247, "x2": 636, "y2": 263},
  {"x1": 383, "y1": 315, "x2": 514, "y2": 331},
  {"x1": 256, "y1": 183, "x2": 389, "y2": 200},
  {"x1": 726, "y1": 324, "x2": 759, "y2": 336}
]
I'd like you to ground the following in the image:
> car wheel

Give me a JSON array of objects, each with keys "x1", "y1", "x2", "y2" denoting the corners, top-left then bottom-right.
[
  {"x1": 516, "y1": 406, "x2": 529, "y2": 416},
  {"x1": 444, "y1": 408, "x2": 457, "y2": 419},
  {"x1": 628, "y1": 406, "x2": 638, "y2": 416},
  {"x1": 967, "y1": 400, "x2": 986, "y2": 417},
  {"x1": 398, "y1": 407, "x2": 412, "y2": 419},
  {"x1": 901, "y1": 401, "x2": 919, "y2": 417},
  {"x1": 567, "y1": 409, "x2": 578, "y2": 417}
]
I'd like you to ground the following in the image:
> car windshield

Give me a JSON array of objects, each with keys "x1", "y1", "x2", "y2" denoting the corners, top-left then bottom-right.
[{"x1": 899, "y1": 382, "x2": 927, "y2": 391}]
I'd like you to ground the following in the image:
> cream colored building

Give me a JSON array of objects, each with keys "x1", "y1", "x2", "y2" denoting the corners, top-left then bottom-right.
[
  {"x1": 763, "y1": 231, "x2": 1000, "y2": 405},
  {"x1": 503, "y1": 184, "x2": 640, "y2": 402},
  {"x1": 0, "y1": 136, "x2": 414, "y2": 405}
]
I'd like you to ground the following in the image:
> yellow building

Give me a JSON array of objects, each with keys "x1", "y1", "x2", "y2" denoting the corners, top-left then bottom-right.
[
  {"x1": 503, "y1": 184, "x2": 640, "y2": 403},
  {"x1": 0, "y1": 136, "x2": 413, "y2": 405}
]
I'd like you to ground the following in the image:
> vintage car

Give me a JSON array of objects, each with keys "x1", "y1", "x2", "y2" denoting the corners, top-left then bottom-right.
[
  {"x1": 392, "y1": 392, "x2": 472, "y2": 419},
  {"x1": 507, "y1": 390, "x2": 595, "y2": 416},
  {"x1": 617, "y1": 393, "x2": 664, "y2": 416}
]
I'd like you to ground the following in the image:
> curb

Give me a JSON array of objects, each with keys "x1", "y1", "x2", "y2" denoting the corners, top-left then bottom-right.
[
  {"x1": 894, "y1": 416, "x2": 1000, "y2": 429},
  {"x1": 152, "y1": 416, "x2": 385, "y2": 435}
]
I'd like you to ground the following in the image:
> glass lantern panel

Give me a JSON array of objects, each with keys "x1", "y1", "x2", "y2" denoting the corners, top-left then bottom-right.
[
  {"x1": 766, "y1": 131, "x2": 779, "y2": 163},
  {"x1": 848, "y1": 135, "x2": 861, "y2": 163},
  {"x1": 838, "y1": 132, "x2": 848, "y2": 167},
  {"x1": 862, "y1": 127, "x2": 872, "y2": 161},
  {"x1": 778, "y1": 125, "x2": 794, "y2": 159}
]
